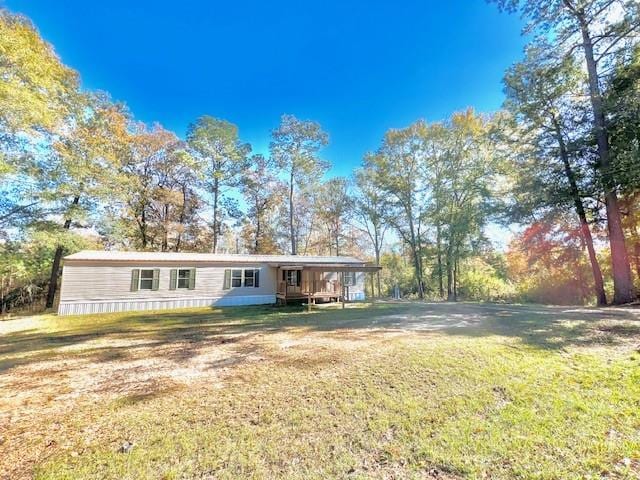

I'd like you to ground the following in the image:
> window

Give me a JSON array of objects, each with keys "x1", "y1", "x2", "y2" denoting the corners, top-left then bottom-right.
[
  {"x1": 231, "y1": 269, "x2": 242, "y2": 287},
  {"x1": 224, "y1": 268, "x2": 260, "y2": 289},
  {"x1": 169, "y1": 268, "x2": 196, "y2": 290},
  {"x1": 177, "y1": 269, "x2": 191, "y2": 289},
  {"x1": 139, "y1": 269, "x2": 155, "y2": 290},
  {"x1": 343, "y1": 272, "x2": 356, "y2": 286},
  {"x1": 286, "y1": 270, "x2": 299, "y2": 286},
  {"x1": 131, "y1": 269, "x2": 159, "y2": 291},
  {"x1": 242, "y1": 269, "x2": 260, "y2": 287}
]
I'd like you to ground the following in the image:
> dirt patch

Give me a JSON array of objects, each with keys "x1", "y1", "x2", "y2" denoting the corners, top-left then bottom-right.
[
  {"x1": 0, "y1": 321, "x2": 403, "y2": 480},
  {"x1": 0, "y1": 334, "x2": 260, "y2": 479}
]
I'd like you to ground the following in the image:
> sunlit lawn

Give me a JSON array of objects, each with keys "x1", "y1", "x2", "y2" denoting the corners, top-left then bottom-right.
[{"x1": 1, "y1": 302, "x2": 639, "y2": 479}]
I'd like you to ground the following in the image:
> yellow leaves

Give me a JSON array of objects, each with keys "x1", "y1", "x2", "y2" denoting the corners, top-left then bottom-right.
[
  {"x1": 0, "y1": 10, "x2": 79, "y2": 133},
  {"x1": 131, "y1": 125, "x2": 180, "y2": 158},
  {"x1": 0, "y1": 153, "x2": 14, "y2": 177},
  {"x1": 57, "y1": 95, "x2": 131, "y2": 161},
  {"x1": 152, "y1": 186, "x2": 184, "y2": 207}
]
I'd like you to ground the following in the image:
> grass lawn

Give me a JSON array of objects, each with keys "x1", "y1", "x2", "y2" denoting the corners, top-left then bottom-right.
[{"x1": 1, "y1": 301, "x2": 640, "y2": 479}]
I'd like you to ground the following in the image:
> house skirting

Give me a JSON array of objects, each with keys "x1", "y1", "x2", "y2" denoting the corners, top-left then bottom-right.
[{"x1": 57, "y1": 294, "x2": 277, "y2": 316}]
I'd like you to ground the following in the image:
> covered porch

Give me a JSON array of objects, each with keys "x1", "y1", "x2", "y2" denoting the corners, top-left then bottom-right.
[{"x1": 275, "y1": 264, "x2": 382, "y2": 309}]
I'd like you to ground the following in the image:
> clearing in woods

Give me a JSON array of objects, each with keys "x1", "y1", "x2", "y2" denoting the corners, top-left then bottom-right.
[{"x1": 1, "y1": 301, "x2": 639, "y2": 479}]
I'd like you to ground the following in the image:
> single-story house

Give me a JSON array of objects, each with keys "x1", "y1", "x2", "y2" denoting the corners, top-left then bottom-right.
[{"x1": 58, "y1": 250, "x2": 382, "y2": 316}]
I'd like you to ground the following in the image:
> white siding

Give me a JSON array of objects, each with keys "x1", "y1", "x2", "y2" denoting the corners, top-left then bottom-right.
[
  {"x1": 58, "y1": 295, "x2": 275, "y2": 316},
  {"x1": 349, "y1": 272, "x2": 367, "y2": 301},
  {"x1": 322, "y1": 271, "x2": 367, "y2": 300},
  {"x1": 58, "y1": 261, "x2": 277, "y2": 315}
]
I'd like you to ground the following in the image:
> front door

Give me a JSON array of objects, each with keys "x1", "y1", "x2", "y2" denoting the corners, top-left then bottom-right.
[{"x1": 282, "y1": 269, "x2": 302, "y2": 295}]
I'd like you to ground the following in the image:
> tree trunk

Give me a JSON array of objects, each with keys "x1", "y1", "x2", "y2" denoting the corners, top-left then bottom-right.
[
  {"x1": 255, "y1": 206, "x2": 261, "y2": 254},
  {"x1": 446, "y1": 235, "x2": 455, "y2": 301},
  {"x1": 140, "y1": 207, "x2": 148, "y2": 249},
  {"x1": 412, "y1": 246, "x2": 424, "y2": 299},
  {"x1": 453, "y1": 245, "x2": 459, "y2": 302},
  {"x1": 162, "y1": 203, "x2": 169, "y2": 252},
  {"x1": 446, "y1": 260, "x2": 453, "y2": 301},
  {"x1": 46, "y1": 246, "x2": 64, "y2": 309},
  {"x1": 553, "y1": 121, "x2": 607, "y2": 305},
  {"x1": 289, "y1": 169, "x2": 296, "y2": 255},
  {"x1": 375, "y1": 248, "x2": 382, "y2": 298},
  {"x1": 46, "y1": 196, "x2": 79, "y2": 309},
  {"x1": 175, "y1": 184, "x2": 188, "y2": 252},
  {"x1": 578, "y1": 19, "x2": 634, "y2": 303},
  {"x1": 407, "y1": 216, "x2": 424, "y2": 299},
  {"x1": 211, "y1": 175, "x2": 220, "y2": 253},
  {"x1": 436, "y1": 222, "x2": 444, "y2": 298},
  {"x1": 131, "y1": 199, "x2": 149, "y2": 249}
]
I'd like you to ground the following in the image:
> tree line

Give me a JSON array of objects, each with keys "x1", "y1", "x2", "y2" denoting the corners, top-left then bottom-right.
[{"x1": 1, "y1": 1, "x2": 639, "y2": 312}]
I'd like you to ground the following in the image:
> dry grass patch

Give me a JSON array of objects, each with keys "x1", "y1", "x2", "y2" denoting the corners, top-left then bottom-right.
[{"x1": 1, "y1": 302, "x2": 639, "y2": 479}]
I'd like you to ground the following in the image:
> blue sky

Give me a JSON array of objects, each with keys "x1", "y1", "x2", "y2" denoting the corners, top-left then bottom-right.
[{"x1": 6, "y1": 0, "x2": 526, "y2": 177}]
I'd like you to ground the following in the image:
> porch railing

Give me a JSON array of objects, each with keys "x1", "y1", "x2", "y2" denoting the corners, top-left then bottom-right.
[{"x1": 277, "y1": 279, "x2": 341, "y2": 296}]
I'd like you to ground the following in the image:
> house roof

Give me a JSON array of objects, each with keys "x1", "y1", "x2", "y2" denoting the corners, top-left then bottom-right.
[{"x1": 63, "y1": 250, "x2": 370, "y2": 267}]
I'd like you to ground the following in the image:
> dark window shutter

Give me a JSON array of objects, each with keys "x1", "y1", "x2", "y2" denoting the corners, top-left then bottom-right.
[
  {"x1": 169, "y1": 269, "x2": 177, "y2": 290},
  {"x1": 282, "y1": 270, "x2": 285, "y2": 281},
  {"x1": 223, "y1": 269, "x2": 231, "y2": 290},
  {"x1": 297, "y1": 270, "x2": 301, "y2": 287},
  {"x1": 189, "y1": 268, "x2": 196, "y2": 289},
  {"x1": 130, "y1": 269, "x2": 140, "y2": 292},
  {"x1": 254, "y1": 269, "x2": 260, "y2": 288},
  {"x1": 152, "y1": 269, "x2": 160, "y2": 290}
]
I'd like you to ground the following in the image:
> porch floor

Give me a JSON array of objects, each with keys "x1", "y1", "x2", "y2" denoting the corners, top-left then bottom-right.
[{"x1": 275, "y1": 292, "x2": 342, "y2": 304}]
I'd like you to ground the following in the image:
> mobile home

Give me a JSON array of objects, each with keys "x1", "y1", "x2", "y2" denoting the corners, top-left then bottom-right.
[{"x1": 58, "y1": 250, "x2": 381, "y2": 315}]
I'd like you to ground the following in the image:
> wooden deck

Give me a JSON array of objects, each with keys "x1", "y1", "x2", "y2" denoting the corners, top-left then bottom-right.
[
  {"x1": 275, "y1": 265, "x2": 379, "y2": 310},
  {"x1": 276, "y1": 278, "x2": 343, "y2": 306},
  {"x1": 275, "y1": 290, "x2": 341, "y2": 300}
]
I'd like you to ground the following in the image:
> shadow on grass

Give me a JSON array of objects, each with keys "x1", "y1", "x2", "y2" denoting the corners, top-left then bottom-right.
[
  {"x1": 445, "y1": 303, "x2": 640, "y2": 351},
  {"x1": 1, "y1": 302, "x2": 639, "y2": 373}
]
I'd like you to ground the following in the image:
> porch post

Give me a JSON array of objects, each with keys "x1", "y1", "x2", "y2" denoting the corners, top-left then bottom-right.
[
  {"x1": 370, "y1": 273, "x2": 375, "y2": 302},
  {"x1": 284, "y1": 271, "x2": 288, "y2": 306},
  {"x1": 341, "y1": 271, "x2": 345, "y2": 309},
  {"x1": 307, "y1": 291, "x2": 312, "y2": 312}
]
